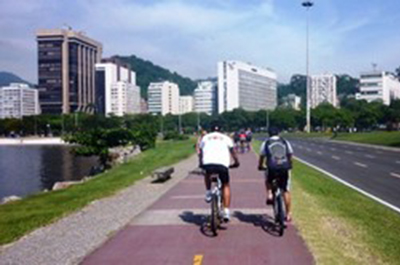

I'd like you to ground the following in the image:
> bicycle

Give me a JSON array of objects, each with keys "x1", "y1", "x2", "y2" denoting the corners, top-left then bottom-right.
[
  {"x1": 259, "y1": 167, "x2": 286, "y2": 236},
  {"x1": 207, "y1": 164, "x2": 239, "y2": 236}
]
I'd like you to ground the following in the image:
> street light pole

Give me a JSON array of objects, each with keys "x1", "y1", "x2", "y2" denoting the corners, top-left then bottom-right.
[{"x1": 302, "y1": 1, "x2": 313, "y2": 133}]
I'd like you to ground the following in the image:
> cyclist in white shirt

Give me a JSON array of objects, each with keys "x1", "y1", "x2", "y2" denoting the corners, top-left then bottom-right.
[{"x1": 199, "y1": 124, "x2": 239, "y2": 222}]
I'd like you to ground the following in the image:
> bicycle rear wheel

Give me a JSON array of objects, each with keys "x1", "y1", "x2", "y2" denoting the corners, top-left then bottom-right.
[
  {"x1": 210, "y1": 194, "x2": 219, "y2": 236},
  {"x1": 275, "y1": 194, "x2": 286, "y2": 236}
]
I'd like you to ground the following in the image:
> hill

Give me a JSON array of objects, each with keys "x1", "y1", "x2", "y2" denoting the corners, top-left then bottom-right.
[
  {"x1": 0, "y1": 72, "x2": 31, "y2": 87},
  {"x1": 116, "y1": 55, "x2": 197, "y2": 99}
]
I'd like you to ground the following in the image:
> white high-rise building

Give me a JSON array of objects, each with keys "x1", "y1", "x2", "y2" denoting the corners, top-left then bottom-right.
[
  {"x1": 356, "y1": 71, "x2": 400, "y2": 105},
  {"x1": 0, "y1": 83, "x2": 40, "y2": 119},
  {"x1": 148, "y1": 81, "x2": 180, "y2": 115},
  {"x1": 194, "y1": 81, "x2": 217, "y2": 115},
  {"x1": 95, "y1": 59, "x2": 140, "y2": 116},
  {"x1": 310, "y1": 74, "x2": 337, "y2": 108},
  {"x1": 282, "y1": 94, "x2": 301, "y2": 110},
  {"x1": 179, "y1": 96, "x2": 194, "y2": 114},
  {"x1": 217, "y1": 61, "x2": 277, "y2": 113}
]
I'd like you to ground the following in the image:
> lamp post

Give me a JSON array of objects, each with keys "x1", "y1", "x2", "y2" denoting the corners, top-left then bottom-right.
[{"x1": 302, "y1": 1, "x2": 313, "y2": 133}]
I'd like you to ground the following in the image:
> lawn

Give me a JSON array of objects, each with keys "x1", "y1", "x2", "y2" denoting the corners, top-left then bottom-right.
[
  {"x1": 0, "y1": 139, "x2": 195, "y2": 245},
  {"x1": 334, "y1": 131, "x2": 400, "y2": 147},
  {"x1": 254, "y1": 140, "x2": 400, "y2": 264}
]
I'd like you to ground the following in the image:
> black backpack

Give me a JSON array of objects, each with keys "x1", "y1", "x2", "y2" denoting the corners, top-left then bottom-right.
[{"x1": 264, "y1": 137, "x2": 291, "y2": 171}]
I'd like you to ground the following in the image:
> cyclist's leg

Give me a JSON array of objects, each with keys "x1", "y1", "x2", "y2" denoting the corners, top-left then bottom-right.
[
  {"x1": 280, "y1": 170, "x2": 292, "y2": 221},
  {"x1": 202, "y1": 165, "x2": 213, "y2": 202},
  {"x1": 265, "y1": 169, "x2": 273, "y2": 204},
  {"x1": 219, "y1": 167, "x2": 230, "y2": 208}
]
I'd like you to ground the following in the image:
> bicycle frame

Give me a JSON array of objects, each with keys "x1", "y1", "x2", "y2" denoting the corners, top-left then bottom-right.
[{"x1": 271, "y1": 178, "x2": 286, "y2": 236}]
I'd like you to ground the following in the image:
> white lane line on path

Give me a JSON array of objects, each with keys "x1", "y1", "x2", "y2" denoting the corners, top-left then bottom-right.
[
  {"x1": 332, "y1": 156, "x2": 341, "y2": 160},
  {"x1": 306, "y1": 148, "x2": 312, "y2": 152},
  {"x1": 171, "y1": 195, "x2": 204, "y2": 199},
  {"x1": 365, "y1": 154, "x2": 376, "y2": 159},
  {"x1": 317, "y1": 151, "x2": 323, "y2": 155},
  {"x1": 391, "y1": 173, "x2": 400, "y2": 179},
  {"x1": 345, "y1": 151, "x2": 354, "y2": 155},
  {"x1": 354, "y1": 162, "x2": 368, "y2": 168},
  {"x1": 295, "y1": 157, "x2": 400, "y2": 214},
  {"x1": 331, "y1": 148, "x2": 337, "y2": 151},
  {"x1": 396, "y1": 161, "x2": 400, "y2": 164}
]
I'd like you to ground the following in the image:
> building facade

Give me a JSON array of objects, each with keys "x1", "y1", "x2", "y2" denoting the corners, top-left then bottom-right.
[
  {"x1": 310, "y1": 74, "x2": 337, "y2": 108},
  {"x1": 217, "y1": 61, "x2": 277, "y2": 113},
  {"x1": 179, "y1": 96, "x2": 194, "y2": 114},
  {"x1": 148, "y1": 81, "x2": 180, "y2": 115},
  {"x1": 194, "y1": 81, "x2": 217, "y2": 115},
  {"x1": 356, "y1": 71, "x2": 400, "y2": 105},
  {"x1": 95, "y1": 59, "x2": 140, "y2": 116},
  {"x1": 0, "y1": 83, "x2": 40, "y2": 119},
  {"x1": 37, "y1": 29, "x2": 102, "y2": 114},
  {"x1": 281, "y1": 94, "x2": 301, "y2": 110}
]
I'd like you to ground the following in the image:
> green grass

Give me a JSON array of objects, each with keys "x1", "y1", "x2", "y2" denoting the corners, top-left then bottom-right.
[
  {"x1": 253, "y1": 140, "x2": 400, "y2": 264},
  {"x1": 282, "y1": 132, "x2": 334, "y2": 138},
  {"x1": 0, "y1": 139, "x2": 195, "y2": 245},
  {"x1": 334, "y1": 131, "x2": 400, "y2": 147}
]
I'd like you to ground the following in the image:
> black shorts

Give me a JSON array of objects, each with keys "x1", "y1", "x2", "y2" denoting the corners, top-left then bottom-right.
[
  {"x1": 265, "y1": 169, "x2": 290, "y2": 192},
  {"x1": 201, "y1": 164, "x2": 230, "y2": 185}
]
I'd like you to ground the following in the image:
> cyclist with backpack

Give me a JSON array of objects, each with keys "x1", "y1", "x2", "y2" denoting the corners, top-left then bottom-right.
[{"x1": 258, "y1": 127, "x2": 294, "y2": 222}]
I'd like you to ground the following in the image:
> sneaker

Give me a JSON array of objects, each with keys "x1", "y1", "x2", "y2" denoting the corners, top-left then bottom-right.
[
  {"x1": 222, "y1": 208, "x2": 230, "y2": 222},
  {"x1": 205, "y1": 190, "x2": 212, "y2": 203}
]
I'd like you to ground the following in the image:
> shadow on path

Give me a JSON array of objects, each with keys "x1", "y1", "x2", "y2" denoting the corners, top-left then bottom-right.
[{"x1": 234, "y1": 211, "x2": 282, "y2": 237}]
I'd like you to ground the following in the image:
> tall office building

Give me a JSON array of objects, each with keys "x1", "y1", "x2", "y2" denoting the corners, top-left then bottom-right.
[
  {"x1": 217, "y1": 60, "x2": 277, "y2": 113},
  {"x1": 37, "y1": 28, "x2": 102, "y2": 114},
  {"x1": 148, "y1": 81, "x2": 180, "y2": 115},
  {"x1": 179, "y1": 96, "x2": 194, "y2": 114},
  {"x1": 0, "y1": 83, "x2": 40, "y2": 119},
  {"x1": 95, "y1": 59, "x2": 140, "y2": 116},
  {"x1": 310, "y1": 74, "x2": 337, "y2": 108},
  {"x1": 194, "y1": 81, "x2": 217, "y2": 115},
  {"x1": 356, "y1": 71, "x2": 400, "y2": 105}
]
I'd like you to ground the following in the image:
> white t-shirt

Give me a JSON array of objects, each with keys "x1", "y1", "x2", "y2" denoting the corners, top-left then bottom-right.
[{"x1": 200, "y1": 132, "x2": 234, "y2": 168}]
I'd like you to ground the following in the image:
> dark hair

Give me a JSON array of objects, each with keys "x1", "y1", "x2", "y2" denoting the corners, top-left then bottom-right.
[
  {"x1": 268, "y1": 127, "x2": 280, "y2": 136},
  {"x1": 210, "y1": 121, "x2": 221, "y2": 132}
]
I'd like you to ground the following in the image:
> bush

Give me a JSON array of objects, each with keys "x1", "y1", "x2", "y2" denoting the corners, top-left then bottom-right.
[{"x1": 163, "y1": 131, "x2": 189, "y2": 141}]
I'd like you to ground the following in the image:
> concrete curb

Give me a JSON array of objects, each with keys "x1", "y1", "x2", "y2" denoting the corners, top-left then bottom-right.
[{"x1": 0, "y1": 155, "x2": 198, "y2": 265}]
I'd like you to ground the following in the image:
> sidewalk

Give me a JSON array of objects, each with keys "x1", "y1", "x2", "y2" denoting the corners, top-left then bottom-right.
[
  {"x1": 0, "y1": 155, "x2": 198, "y2": 265},
  {"x1": 82, "y1": 152, "x2": 314, "y2": 265}
]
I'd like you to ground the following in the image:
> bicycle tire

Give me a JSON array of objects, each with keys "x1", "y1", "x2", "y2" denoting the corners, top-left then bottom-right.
[
  {"x1": 276, "y1": 194, "x2": 285, "y2": 236},
  {"x1": 210, "y1": 194, "x2": 219, "y2": 236}
]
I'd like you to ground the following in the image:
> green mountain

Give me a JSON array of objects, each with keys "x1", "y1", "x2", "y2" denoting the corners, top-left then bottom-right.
[
  {"x1": 0, "y1": 72, "x2": 31, "y2": 87},
  {"x1": 116, "y1": 55, "x2": 197, "y2": 99}
]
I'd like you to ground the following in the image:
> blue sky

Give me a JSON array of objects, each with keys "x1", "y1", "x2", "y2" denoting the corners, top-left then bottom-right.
[{"x1": 1, "y1": 0, "x2": 400, "y2": 83}]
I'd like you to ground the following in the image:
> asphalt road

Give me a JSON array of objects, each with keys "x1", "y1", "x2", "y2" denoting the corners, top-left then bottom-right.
[
  {"x1": 286, "y1": 138, "x2": 400, "y2": 210},
  {"x1": 82, "y1": 152, "x2": 313, "y2": 265}
]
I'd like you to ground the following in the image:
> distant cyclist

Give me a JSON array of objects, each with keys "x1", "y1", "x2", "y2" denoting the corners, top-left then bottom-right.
[
  {"x1": 258, "y1": 127, "x2": 294, "y2": 222},
  {"x1": 239, "y1": 130, "x2": 247, "y2": 153},
  {"x1": 245, "y1": 128, "x2": 253, "y2": 151},
  {"x1": 200, "y1": 124, "x2": 240, "y2": 222}
]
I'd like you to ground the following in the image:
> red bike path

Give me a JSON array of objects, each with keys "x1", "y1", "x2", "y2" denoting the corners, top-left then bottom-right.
[{"x1": 82, "y1": 152, "x2": 314, "y2": 265}]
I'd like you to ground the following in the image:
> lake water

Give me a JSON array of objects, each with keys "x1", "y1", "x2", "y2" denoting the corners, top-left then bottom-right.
[{"x1": 0, "y1": 145, "x2": 98, "y2": 199}]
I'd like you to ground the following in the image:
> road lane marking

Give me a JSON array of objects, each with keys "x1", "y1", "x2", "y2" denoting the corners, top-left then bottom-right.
[
  {"x1": 317, "y1": 151, "x2": 323, "y2": 155},
  {"x1": 171, "y1": 195, "x2": 204, "y2": 199},
  {"x1": 306, "y1": 148, "x2": 311, "y2": 152},
  {"x1": 391, "y1": 173, "x2": 400, "y2": 179},
  {"x1": 332, "y1": 156, "x2": 341, "y2": 160},
  {"x1": 193, "y1": 255, "x2": 203, "y2": 265},
  {"x1": 365, "y1": 154, "x2": 376, "y2": 159},
  {"x1": 294, "y1": 157, "x2": 400, "y2": 214},
  {"x1": 330, "y1": 148, "x2": 337, "y2": 151},
  {"x1": 354, "y1": 162, "x2": 368, "y2": 168},
  {"x1": 396, "y1": 161, "x2": 400, "y2": 164},
  {"x1": 345, "y1": 151, "x2": 354, "y2": 154}
]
